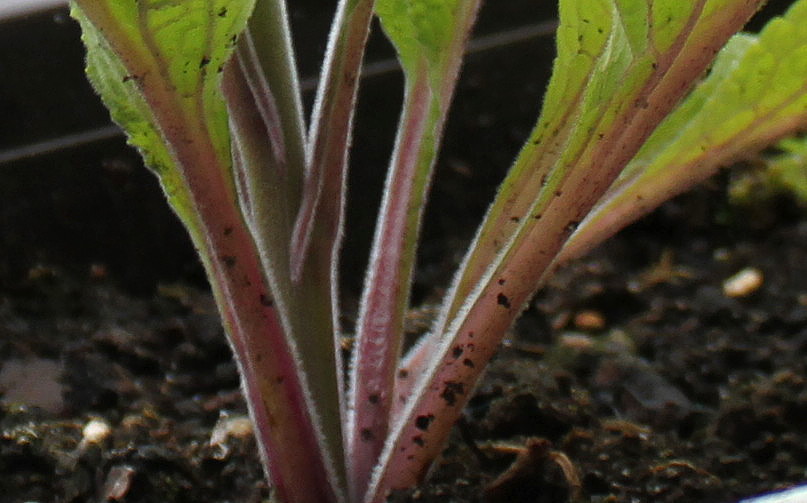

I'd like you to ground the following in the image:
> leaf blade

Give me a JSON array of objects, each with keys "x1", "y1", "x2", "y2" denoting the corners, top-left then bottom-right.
[{"x1": 562, "y1": 0, "x2": 807, "y2": 264}]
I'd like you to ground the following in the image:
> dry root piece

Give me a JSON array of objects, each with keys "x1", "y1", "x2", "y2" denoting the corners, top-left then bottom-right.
[
  {"x1": 483, "y1": 438, "x2": 582, "y2": 501},
  {"x1": 573, "y1": 310, "x2": 606, "y2": 331},
  {"x1": 631, "y1": 249, "x2": 693, "y2": 292}
]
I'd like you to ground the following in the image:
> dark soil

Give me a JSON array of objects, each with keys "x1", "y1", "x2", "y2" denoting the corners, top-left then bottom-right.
[{"x1": 3, "y1": 184, "x2": 807, "y2": 503}]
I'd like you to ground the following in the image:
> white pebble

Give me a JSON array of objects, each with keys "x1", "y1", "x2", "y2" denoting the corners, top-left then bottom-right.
[
  {"x1": 82, "y1": 418, "x2": 112, "y2": 444},
  {"x1": 723, "y1": 267, "x2": 763, "y2": 298}
]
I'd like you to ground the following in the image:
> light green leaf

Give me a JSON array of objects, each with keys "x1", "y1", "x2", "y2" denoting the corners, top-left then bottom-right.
[
  {"x1": 71, "y1": 0, "x2": 254, "y2": 213},
  {"x1": 768, "y1": 137, "x2": 807, "y2": 204},
  {"x1": 728, "y1": 135, "x2": 807, "y2": 208},
  {"x1": 563, "y1": 0, "x2": 807, "y2": 263},
  {"x1": 375, "y1": 0, "x2": 458, "y2": 79},
  {"x1": 427, "y1": 0, "x2": 764, "y2": 336},
  {"x1": 72, "y1": 7, "x2": 190, "y2": 229}
]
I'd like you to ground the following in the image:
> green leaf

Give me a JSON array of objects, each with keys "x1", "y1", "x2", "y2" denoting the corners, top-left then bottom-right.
[
  {"x1": 768, "y1": 137, "x2": 807, "y2": 204},
  {"x1": 728, "y1": 136, "x2": 807, "y2": 209},
  {"x1": 375, "y1": 0, "x2": 457, "y2": 78},
  {"x1": 422, "y1": 0, "x2": 764, "y2": 340},
  {"x1": 71, "y1": 0, "x2": 254, "y2": 214},
  {"x1": 72, "y1": 6, "x2": 194, "y2": 228},
  {"x1": 372, "y1": 0, "x2": 764, "y2": 498},
  {"x1": 563, "y1": 0, "x2": 807, "y2": 263}
]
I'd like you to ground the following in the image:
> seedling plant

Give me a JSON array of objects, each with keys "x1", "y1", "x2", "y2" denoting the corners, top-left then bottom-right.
[{"x1": 69, "y1": 0, "x2": 807, "y2": 501}]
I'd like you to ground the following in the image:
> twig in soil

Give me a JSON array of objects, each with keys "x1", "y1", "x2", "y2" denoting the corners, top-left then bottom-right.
[
  {"x1": 482, "y1": 438, "x2": 582, "y2": 501},
  {"x1": 645, "y1": 459, "x2": 720, "y2": 483},
  {"x1": 631, "y1": 249, "x2": 695, "y2": 292}
]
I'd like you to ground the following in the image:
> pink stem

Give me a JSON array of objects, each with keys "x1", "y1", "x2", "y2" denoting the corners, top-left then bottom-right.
[
  {"x1": 347, "y1": 65, "x2": 431, "y2": 501},
  {"x1": 290, "y1": 0, "x2": 376, "y2": 282}
]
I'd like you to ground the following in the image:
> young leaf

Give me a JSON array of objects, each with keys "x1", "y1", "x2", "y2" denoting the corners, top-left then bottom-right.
[
  {"x1": 767, "y1": 136, "x2": 807, "y2": 204},
  {"x1": 289, "y1": 0, "x2": 376, "y2": 282},
  {"x1": 225, "y1": 66, "x2": 348, "y2": 501},
  {"x1": 223, "y1": 0, "x2": 349, "y2": 495},
  {"x1": 71, "y1": 2, "x2": 341, "y2": 502},
  {"x1": 238, "y1": 0, "x2": 307, "y2": 183},
  {"x1": 370, "y1": 1, "x2": 763, "y2": 499},
  {"x1": 561, "y1": 0, "x2": 807, "y2": 263},
  {"x1": 346, "y1": 0, "x2": 481, "y2": 499}
]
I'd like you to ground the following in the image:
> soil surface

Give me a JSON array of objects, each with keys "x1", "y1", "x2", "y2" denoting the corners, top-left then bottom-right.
[{"x1": 2, "y1": 183, "x2": 807, "y2": 503}]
